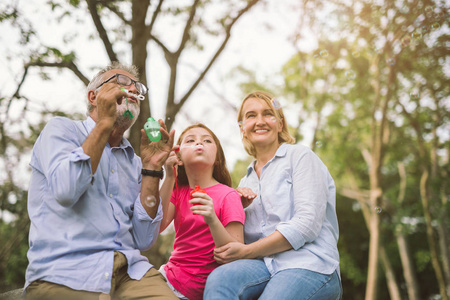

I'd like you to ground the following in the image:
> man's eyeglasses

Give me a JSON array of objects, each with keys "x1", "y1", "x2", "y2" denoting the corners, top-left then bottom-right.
[{"x1": 96, "y1": 74, "x2": 148, "y2": 96}]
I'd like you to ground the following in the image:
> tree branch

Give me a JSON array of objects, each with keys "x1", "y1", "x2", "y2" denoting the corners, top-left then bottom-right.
[
  {"x1": 150, "y1": 34, "x2": 172, "y2": 56},
  {"x1": 86, "y1": 0, "x2": 119, "y2": 62},
  {"x1": 100, "y1": 0, "x2": 131, "y2": 25},
  {"x1": 176, "y1": 0, "x2": 261, "y2": 110},
  {"x1": 25, "y1": 61, "x2": 90, "y2": 85},
  {"x1": 176, "y1": 0, "x2": 201, "y2": 55},
  {"x1": 148, "y1": 0, "x2": 165, "y2": 34}
]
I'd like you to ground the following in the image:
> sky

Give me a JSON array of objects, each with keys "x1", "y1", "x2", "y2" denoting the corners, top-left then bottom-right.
[
  {"x1": 0, "y1": 0, "x2": 318, "y2": 220},
  {"x1": 0, "y1": 0, "x2": 316, "y2": 165}
]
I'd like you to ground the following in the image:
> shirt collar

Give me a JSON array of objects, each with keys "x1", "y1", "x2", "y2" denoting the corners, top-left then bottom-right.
[
  {"x1": 246, "y1": 143, "x2": 288, "y2": 176},
  {"x1": 84, "y1": 117, "x2": 135, "y2": 161}
]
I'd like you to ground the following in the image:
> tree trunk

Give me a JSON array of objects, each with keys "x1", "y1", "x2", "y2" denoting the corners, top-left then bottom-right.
[
  {"x1": 365, "y1": 206, "x2": 380, "y2": 300},
  {"x1": 420, "y1": 170, "x2": 449, "y2": 300},
  {"x1": 396, "y1": 162, "x2": 421, "y2": 300},
  {"x1": 379, "y1": 247, "x2": 402, "y2": 300},
  {"x1": 343, "y1": 175, "x2": 402, "y2": 300},
  {"x1": 396, "y1": 231, "x2": 421, "y2": 300},
  {"x1": 129, "y1": 0, "x2": 151, "y2": 153}
]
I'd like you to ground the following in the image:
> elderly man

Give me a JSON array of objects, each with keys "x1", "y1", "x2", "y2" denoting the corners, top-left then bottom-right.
[{"x1": 24, "y1": 62, "x2": 178, "y2": 300}]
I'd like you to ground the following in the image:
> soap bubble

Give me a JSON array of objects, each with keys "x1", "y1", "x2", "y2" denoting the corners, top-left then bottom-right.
[
  {"x1": 387, "y1": 58, "x2": 396, "y2": 66},
  {"x1": 145, "y1": 196, "x2": 157, "y2": 208},
  {"x1": 401, "y1": 36, "x2": 411, "y2": 47},
  {"x1": 411, "y1": 31, "x2": 422, "y2": 40},
  {"x1": 313, "y1": 54, "x2": 319, "y2": 60},
  {"x1": 410, "y1": 92, "x2": 420, "y2": 100},
  {"x1": 431, "y1": 22, "x2": 440, "y2": 30},
  {"x1": 238, "y1": 121, "x2": 243, "y2": 128},
  {"x1": 345, "y1": 70, "x2": 356, "y2": 80},
  {"x1": 375, "y1": 47, "x2": 383, "y2": 54},
  {"x1": 320, "y1": 50, "x2": 329, "y2": 57},
  {"x1": 421, "y1": 25, "x2": 428, "y2": 33},
  {"x1": 375, "y1": 206, "x2": 382, "y2": 214},
  {"x1": 315, "y1": 141, "x2": 323, "y2": 148},
  {"x1": 269, "y1": 116, "x2": 277, "y2": 123},
  {"x1": 413, "y1": 18, "x2": 422, "y2": 27},
  {"x1": 424, "y1": 6, "x2": 434, "y2": 14},
  {"x1": 272, "y1": 98, "x2": 281, "y2": 109}
]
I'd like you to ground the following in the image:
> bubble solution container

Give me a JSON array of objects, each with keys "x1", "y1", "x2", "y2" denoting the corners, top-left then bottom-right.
[
  {"x1": 144, "y1": 117, "x2": 161, "y2": 142},
  {"x1": 190, "y1": 185, "x2": 206, "y2": 205}
]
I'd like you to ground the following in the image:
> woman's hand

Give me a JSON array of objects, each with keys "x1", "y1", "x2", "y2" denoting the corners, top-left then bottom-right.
[
  {"x1": 236, "y1": 187, "x2": 257, "y2": 208},
  {"x1": 190, "y1": 192, "x2": 218, "y2": 225},
  {"x1": 213, "y1": 242, "x2": 250, "y2": 264}
]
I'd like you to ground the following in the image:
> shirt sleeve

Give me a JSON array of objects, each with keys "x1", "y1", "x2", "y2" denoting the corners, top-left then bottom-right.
[
  {"x1": 220, "y1": 190, "x2": 246, "y2": 227},
  {"x1": 276, "y1": 149, "x2": 329, "y2": 250},
  {"x1": 131, "y1": 195, "x2": 163, "y2": 251},
  {"x1": 31, "y1": 117, "x2": 94, "y2": 208}
]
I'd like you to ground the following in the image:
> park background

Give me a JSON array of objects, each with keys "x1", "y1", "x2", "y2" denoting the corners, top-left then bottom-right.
[{"x1": 0, "y1": 0, "x2": 449, "y2": 299}]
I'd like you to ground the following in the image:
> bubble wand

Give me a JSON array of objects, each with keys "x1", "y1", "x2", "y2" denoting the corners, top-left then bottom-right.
[{"x1": 120, "y1": 87, "x2": 133, "y2": 119}]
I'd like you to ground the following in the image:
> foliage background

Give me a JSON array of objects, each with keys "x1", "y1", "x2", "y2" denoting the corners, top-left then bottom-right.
[{"x1": 1, "y1": 0, "x2": 449, "y2": 299}]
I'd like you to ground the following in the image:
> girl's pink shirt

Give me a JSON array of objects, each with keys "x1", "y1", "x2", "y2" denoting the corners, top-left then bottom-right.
[{"x1": 164, "y1": 184, "x2": 245, "y2": 300}]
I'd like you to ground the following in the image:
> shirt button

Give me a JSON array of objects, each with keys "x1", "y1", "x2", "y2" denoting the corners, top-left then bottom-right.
[
  {"x1": 104, "y1": 272, "x2": 109, "y2": 279},
  {"x1": 109, "y1": 194, "x2": 113, "y2": 198},
  {"x1": 111, "y1": 169, "x2": 115, "y2": 173}
]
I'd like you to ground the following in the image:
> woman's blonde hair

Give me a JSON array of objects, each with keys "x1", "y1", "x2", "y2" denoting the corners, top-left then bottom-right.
[
  {"x1": 237, "y1": 91, "x2": 295, "y2": 158},
  {"x1": 175, "y1": 123, "x2": 232, "y2": 187}
]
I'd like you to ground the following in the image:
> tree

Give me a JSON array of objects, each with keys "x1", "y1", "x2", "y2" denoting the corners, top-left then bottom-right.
[
  {"x1": 0, "y1": 0, "x2": 265, "y2": 291},
  {"x1": 2, "y1": 0, "x2": 263, "y2": 152}
]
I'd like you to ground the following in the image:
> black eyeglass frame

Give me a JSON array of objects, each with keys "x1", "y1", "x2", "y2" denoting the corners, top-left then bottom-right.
[{"x1": 95, "y1": 74, "x2": 148, "y2": 96}]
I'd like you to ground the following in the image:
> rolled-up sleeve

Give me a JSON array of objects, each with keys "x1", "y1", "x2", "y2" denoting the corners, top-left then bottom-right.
[
  {"x1": 131, "y1": 196, "x2": 163, "y2": 250},
  {"x1": 32, "y1": 118, "x2": 93, "y2": 208},
  {"x1": 276, "y1": 150, "x2": 328, "y2": 250}
]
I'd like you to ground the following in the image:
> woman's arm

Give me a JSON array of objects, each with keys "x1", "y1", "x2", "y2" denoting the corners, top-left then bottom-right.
[{"x1": 213, "y1": 230, "x2": 291, "y2": 264}]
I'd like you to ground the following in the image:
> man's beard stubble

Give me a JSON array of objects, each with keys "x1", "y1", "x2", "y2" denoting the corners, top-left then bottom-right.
[{"x1": 115, "y1": 98, "x2": 140, "y2": 131}]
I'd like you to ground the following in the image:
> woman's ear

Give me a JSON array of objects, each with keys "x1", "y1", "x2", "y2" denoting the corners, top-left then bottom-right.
[{"x1": 278, "y1": 118, "x2": 284, "y2": 132}]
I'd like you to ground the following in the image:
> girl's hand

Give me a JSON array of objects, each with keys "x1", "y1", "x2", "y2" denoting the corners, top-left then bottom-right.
[
  {"x1": 164, "y1": 146, "x2": 181, "y2": 178},
  {"x1": 236, "y1": 187, "x2": 257, "y2": 208},
  {"x1": 190, "y1": 192, "x2": 218, "y2": 225},
  {"x1": 213, "y1": 242, "x2": 250, "y2": 264}
]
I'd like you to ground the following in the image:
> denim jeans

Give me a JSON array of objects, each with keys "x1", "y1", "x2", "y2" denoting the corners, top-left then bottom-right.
[{"x1": 204, "y1": 259, "x2": 342, "y2": 300}]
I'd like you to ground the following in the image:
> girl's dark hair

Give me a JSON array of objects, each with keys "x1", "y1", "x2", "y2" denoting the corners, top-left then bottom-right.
[{"x1": 176, "y1": 123, "x2": 232, "y2": 187}]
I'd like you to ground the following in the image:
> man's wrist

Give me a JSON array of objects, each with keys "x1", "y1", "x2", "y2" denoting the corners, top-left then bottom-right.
[{"x1": 141, "y1": 168, "x2": 164, "y2": 179}]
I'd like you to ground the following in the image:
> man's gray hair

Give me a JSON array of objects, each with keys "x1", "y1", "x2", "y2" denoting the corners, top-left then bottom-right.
[{"x1": 86, "y1": 62, "x2": 140, "y2": 115}]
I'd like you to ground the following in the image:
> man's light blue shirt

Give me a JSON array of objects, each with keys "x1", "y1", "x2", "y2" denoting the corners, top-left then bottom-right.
[
  {"x1": 25, "y1": 117, "x2": 163, "y2": 293},
  {"x1": 239, "y1": 143, "x2": 340, "y2": 276}
]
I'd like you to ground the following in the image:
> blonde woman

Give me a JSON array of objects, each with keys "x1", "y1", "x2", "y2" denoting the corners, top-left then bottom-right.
[{"x1": 204, "y1": 91, "x2": 342, "y2": 300}]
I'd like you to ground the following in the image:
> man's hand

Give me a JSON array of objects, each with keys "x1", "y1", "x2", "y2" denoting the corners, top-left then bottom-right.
[
  {"x1": 236, "y1": 187, "x2": 257, "y2": 208},
  {"x1": 96, "y1": 83, "x2": 127, "y2": 128},
  {"x1": 140, "y1": 119, "x2": 175, "y2": 170}
]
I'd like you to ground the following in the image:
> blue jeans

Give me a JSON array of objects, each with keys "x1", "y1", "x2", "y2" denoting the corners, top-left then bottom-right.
[{"x1": 204, "y1": 259, "x2": 342, "y2": 300}]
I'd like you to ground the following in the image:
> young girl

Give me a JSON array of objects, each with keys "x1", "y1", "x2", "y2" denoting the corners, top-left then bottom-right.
[{"x1": 158, "y1": 123, "x2": 245, "y2": 300}]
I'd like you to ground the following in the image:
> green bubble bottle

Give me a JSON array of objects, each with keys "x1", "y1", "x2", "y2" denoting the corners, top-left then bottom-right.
[{"x1": 144, "y1": 117, "x2": 161, "y2": 142}]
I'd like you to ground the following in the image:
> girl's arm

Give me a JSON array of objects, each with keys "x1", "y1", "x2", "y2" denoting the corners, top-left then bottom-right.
[
  {"x1": 190, "y1": 193, "x2": 244, "y2": 247},
  {"x1": 159, "y1": 150, "x2": 179, "y2": 232}
]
